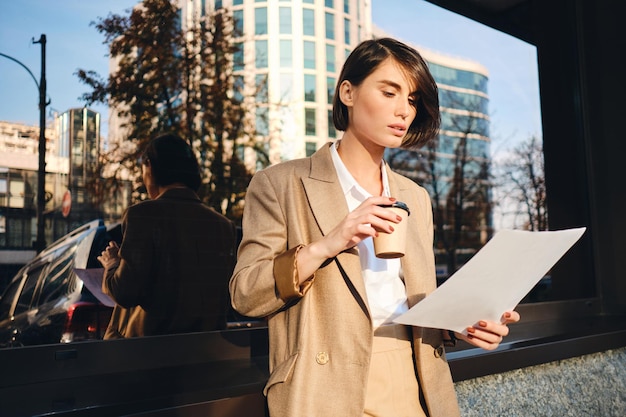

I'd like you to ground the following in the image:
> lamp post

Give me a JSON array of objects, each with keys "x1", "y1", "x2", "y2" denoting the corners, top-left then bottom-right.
[{"x1": 0, "y1": 34, "x2": 49, "y2": 253}]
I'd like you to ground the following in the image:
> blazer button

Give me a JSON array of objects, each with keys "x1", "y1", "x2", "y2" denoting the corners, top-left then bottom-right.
[
  {"x1": 434, "y1": 345, "x2": 445, "y2": 358},
  {"x1": 316, "y1": 351, "x2": 329, "y2": 365}
]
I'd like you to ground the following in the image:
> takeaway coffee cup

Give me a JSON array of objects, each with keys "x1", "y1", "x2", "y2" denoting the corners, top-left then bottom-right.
[{"x1": 373, "y1": 201, "x2": 410, "y2": 259}]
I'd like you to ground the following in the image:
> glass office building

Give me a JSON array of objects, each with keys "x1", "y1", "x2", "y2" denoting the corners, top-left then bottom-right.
[{"x1": 185, "y1": 0, "x2": 372, "y2": 163}]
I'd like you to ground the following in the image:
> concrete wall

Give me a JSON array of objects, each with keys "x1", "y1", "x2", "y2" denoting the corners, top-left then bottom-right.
[{"x1": 455, "y1": 347, "x2": 626, "y2": 416}]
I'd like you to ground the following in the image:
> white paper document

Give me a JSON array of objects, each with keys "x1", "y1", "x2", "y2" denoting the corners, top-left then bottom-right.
[
  {"x1": 74, "y1": 268, "x2": 116, "y2": 307},
  {"x1": 393, "y1": 227, "x2": 586, "y2": 334}
]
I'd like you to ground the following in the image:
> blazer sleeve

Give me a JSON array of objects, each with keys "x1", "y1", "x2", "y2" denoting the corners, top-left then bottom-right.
[
  {"x1": 102, "y1": 207, "x2": 154, "y2": 308},
  {"x1": 230, "y1": 170, "x2": 311, "y2": 318}
]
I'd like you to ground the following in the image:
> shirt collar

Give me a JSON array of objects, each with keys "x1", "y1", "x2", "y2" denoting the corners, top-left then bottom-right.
[{"x1": 330, "y1": 141, "x2": 391, "y2": 199}]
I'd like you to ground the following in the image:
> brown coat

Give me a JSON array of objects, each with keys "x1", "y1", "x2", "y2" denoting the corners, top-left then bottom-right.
[
  {"x1": 230, "y1": 143, "x2": 460, "y2": 417},
  {"x1": 103, "y1": 187, "x2": 236, "y2": 338}
]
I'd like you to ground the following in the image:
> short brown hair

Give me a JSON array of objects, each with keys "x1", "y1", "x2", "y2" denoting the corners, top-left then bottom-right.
[{"x1": 332, "y1": 37, "x2": 440, "y2": 148}]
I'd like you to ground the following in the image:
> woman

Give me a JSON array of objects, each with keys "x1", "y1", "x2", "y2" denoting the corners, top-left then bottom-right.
[
  {"x1": 230, "y1": 38, "x2": 519, "y2": 417},
  {"x1": 98, "y1": 133, "x2": 236, "y2": 338}
]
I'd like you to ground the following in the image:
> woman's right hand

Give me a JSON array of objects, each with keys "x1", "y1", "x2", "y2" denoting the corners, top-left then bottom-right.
[
  {"x1": 296, "y1": 196, "x2": 401, "y2": 282},
  {"x1": 97, "y1": 241, "x2": 121, "y2": 270}
]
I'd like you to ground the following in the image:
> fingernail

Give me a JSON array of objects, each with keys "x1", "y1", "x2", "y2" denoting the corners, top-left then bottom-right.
[
  {"x1": 389, "y1": 197, "x2": 396, "y2": 202},
  {"x1": 467, "y1": 327, "x2": 475, "y2": 334},
  {"x1": 504, "y1": 312, "x2": 511, "y2": 319},
  {"x1": 479, "y1": 321, "x2": 487, "y2": 327},
  {"x1": 389, "y1": 226, "x2": 395, "y2": 232},
  {"x1": 396, "y1": 215, "x2": 402, "y2": 221}
]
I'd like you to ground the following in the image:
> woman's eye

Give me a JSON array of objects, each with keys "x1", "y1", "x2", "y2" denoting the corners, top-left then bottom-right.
[{"x1": 382, "y1": 91, "x2": 394, "y2": 97}]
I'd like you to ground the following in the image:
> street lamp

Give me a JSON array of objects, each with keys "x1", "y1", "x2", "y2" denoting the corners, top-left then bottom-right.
[{"x1": 0, "y1": 34, "x2": 49, "y2": 253}]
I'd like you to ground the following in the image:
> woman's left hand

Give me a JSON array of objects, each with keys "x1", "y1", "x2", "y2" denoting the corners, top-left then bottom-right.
[{"x1": 456, "y1": 310, "x2": 520, "y2": 351}]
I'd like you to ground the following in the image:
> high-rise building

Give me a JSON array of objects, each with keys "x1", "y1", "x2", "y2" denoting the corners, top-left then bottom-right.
[
  {"x1": 177, "y1": 0, "x2": 372, "y2": 163},
  {"x1": 56, "y1": 107, "x2": 102, "y2": 224}
]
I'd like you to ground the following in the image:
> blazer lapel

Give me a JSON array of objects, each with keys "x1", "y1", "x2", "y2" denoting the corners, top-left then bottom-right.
[{"x1": 302, "y1": 143, "x2": 370, "y2": 317}]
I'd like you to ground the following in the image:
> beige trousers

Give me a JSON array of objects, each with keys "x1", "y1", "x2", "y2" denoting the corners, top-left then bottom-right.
[{"x1": 363, "y1": 325, "x2": 428, "y2": 417}]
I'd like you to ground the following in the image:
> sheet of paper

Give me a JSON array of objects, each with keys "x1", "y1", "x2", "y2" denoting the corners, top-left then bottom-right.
[
  {"x1": 74, "y1": 268, "x2": 115, "y2": 307},
  {"x1": 393, "y1": 227, "x2": 586, "y2": 334}
]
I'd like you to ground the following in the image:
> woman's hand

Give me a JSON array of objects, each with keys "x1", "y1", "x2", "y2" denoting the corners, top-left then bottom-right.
[
  {"x1": 296, "y1": 196, "x2": 401, "y2": 283},
  {"x1": 97, "y1": 241, "x2": 121, "y2": 270},
  {"x1": 456, "y1": 310, "x2": 521, "y2": 351}
]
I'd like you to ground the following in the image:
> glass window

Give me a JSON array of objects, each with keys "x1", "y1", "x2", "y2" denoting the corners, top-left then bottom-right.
[
  {"x1": 14, "y1": 264, "x2": 46, "y2": 316},
  {"x1": 234, "y1": 42, "x2": 244, "y2": 71},
  {"x1": 280, "y1": 40, "x2": 292, "y2": 68},
  {"x1": 215, "y1": 0, "x2": 223, "y2": 9},
  {"x1": 304, "y1": 74, "x2": 316, "y2": 102},
  {"x1": 328, "y1": 110, "x2": 336, "y2": 138},
  {"x1": 279, "y1": 7, "x2": 292, "y2": 34},
  {"x1": 306, "y1": 141, "x2": 317, "y2": 157},
  {"x1": 344, "y1": 18, "x2": 350, "y2": 44},
  {"x1": 344, "y1": 0, "x2": 349, "y2": 14},
  {"x1": 303, "y1": 0, "x2": 314, "y2": 3},
  {"x1": 280, "y1": 73, "x2": 293, "y2": 101},
  {"x1": 326, "y1": 44, "x2": 335, "y2": 72},
  {"x1": 256, "y1": 74, "x2": 268, "y2": 103},
  {"x1": 256, "y1": 107, "x2": 269, "y2": 136},
  {"x1": 255, "y1": 7, "x2": 268, "y2": 35},
  {"x1": 255, "y1": 40, "x2": 268, "y2": 68},
  {"x1": 233, "y1": 0, "x2": 243, "y2": 5},
  {"x1": 305, "y1": 108, "x2": 316, "y2": 136},
  {"x1": 325, "y1": 0, "x2": 334, "y2": 8},
  {"x1": 327, "y1": 77, "x2": 336, "y2": 104},
  {"x1": 233, "y1": 9, "x2": 244, "y2": 35},
  {"x1": 233, "y1": 75, "x2": 245, "y2": 102},
  {"x1": 36, "y1": 244, "x2": 77, "y2": 306},
  {"x1": 325, "y1": 12, "x2": 335, "y2": 40},
  {"x1": 303, "y1": 8, "x2": 315, "y2": 36},
  {"x1": 304, "y1": 41, "x2": 316, "y2": 69}
]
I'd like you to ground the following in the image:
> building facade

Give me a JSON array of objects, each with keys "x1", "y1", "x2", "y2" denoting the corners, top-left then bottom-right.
[
  {"x1": 172, "y1": 0, "x2": 372, "y2": 163},
  {"x1": 0, "y1": 108, "x2": 102, "y2": 253}
]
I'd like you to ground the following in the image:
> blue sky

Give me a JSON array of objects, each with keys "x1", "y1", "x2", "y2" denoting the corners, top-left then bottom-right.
[{"x1": 0, "y1": 0, "x2": 541, "y2": 151}]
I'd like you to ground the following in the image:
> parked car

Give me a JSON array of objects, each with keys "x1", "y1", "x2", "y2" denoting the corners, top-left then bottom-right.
[{"x1": 0, "y1": 219, "x2": 121, "y2": 348}]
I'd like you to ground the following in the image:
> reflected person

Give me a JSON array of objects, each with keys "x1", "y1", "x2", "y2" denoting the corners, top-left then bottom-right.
[{"x1": 98, "y1": 133, "x2": 236, "y2": 339}]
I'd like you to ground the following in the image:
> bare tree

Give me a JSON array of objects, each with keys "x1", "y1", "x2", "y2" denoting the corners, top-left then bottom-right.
[
  {"x1": 494, "y1": 135, "x2": 547, "y2": 231},
  {"x1": 76, "y1": 0, "x2": 269, "y2": 223},
  {"x1": 388, "y1": 90, "x2": 492, "y2": 277}
]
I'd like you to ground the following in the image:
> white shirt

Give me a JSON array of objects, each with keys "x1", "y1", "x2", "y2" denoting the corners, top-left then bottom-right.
[{"x1": 329, "y1": 142, "x2": 409, "y2": 328}]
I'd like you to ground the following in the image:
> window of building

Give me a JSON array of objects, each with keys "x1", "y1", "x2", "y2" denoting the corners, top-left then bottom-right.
[
  {"x1": 280, "y1": 73, "x2": 293, "y2": 101},
  {"x1": 280, "y1": 40, "x2": 292, "y2": 68},
  {"x1": 305, "y1": 108, "x2": 316, "y2": 136},
  {"x1": 304, "y1": 74, "x2": 316, "y2": 102},
  {"x1": 306, "y1": 141, "x2": 317, "y2": 157},
  {"x1": 325, "y1": 0, "x2": 334, "y2": 8},
  {"x1": 279, "y1": 7, "x2": 292, "y2": 34},
  {"x1": 255, "y1": 40, "x2": 268, "y2": 68},
  {"x1": 303, "y1": 0, "x2": 314, "y2": 3},
  {"x1": 234, "y1": 42, "x2": 244, "y2": 71},
  {"x1": 304, "y1": 41, "x2": 316, "y2": 69},
  {"x1": 303, "y1": 8, "x2": 315, "y2": 36},
  {"x1": 325, "y1": 12, "x2": 335, "y2": 40},
  {"x1": 255, "y1": 7, "x2": 267, "y2": 35},
  {"x1": 328, "y1": 109, "x2": 337, "y2": 138},
  {"x1": 344, "y1": 18, "x2": 350, "y2": 44},
  {"x1": 256, "y1": 107, "x2": 269, "y2": 136},
  {"x1": 343, "y1": 0, "x2": 349, "y2": 14},
  {"x1": 233, "y1": 9, "x2": 244, "y2": 35},
  {"x1": 327, "y1": 76, "x2": 335, "y2": 104},
  {"x1": 233, "y1": 0, "x2": 243, "y2": 5},
  {"x1": 256, "y1": 74, "x2": 268, "y2": 103},
  {"x1": 326, "y1": 44, "x2": 335, "y2": 72}
]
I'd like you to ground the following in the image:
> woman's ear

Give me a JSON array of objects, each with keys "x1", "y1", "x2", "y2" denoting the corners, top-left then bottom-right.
[{"x1": 339, "y1": 80, "x2": 354, "y2": 107}]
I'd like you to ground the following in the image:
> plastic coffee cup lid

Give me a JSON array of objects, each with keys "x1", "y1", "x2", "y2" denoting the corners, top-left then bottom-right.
[{"x1": 378, "y1": 201, "x2": 410, "y2": 216}]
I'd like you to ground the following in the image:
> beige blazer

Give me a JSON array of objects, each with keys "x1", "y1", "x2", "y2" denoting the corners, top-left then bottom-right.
[{"x1": 230, "y1": 143, "x2": 460, "y2": 417}]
